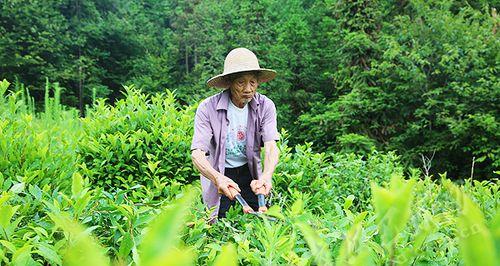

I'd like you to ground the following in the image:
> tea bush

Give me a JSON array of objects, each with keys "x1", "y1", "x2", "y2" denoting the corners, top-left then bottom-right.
[
  {"x1": 273, "y1": 136, "x2": 402, "y2": 212},
  {"x1": 0, "y1": 80, "x2": 498, "y2": 265},
  {"x1": 78, "y1": 86, "x2": 197, "y2": 192},
  {"x1": 0, "y1": 79, "x2": 81, "y2": 191}
]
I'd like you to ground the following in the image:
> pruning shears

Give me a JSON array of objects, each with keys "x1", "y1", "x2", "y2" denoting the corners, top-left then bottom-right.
[{"x1": 228, "y1": 186, "x2": 276, "y2": 221}]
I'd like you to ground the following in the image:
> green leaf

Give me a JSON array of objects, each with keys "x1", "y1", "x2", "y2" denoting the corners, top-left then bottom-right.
[
  {"x1": 139, "y1": 188, "x2": 197, "y2": 266},
  {"x1": 9, "y1": 182, "x2": 25, "y2": 194},
  {"x1": 118, "y1": 233, "x2": 134, "y2": 259},
  {"x1": 343, "y1": 195, "x2": 355, "y2": 211},
  {"x1": 291, "y1": 198, "x2": 304, "y2": 216},
  {"x1": 265, "y1": 205, "x2": 285, "y2": 220},
  {"x1": 336, "y1": 212, "x2": 373, "y2": 266},
  {"x1": 371, "y1": 174, "x2": 414, "y2": 249},
  {"x1": 491, "y1": 209, "x2": 500, "y2": 257},
  {"x1": 71, "y1": 172, "x2": 84, "y2": 198},
  {"x1": 73, "y1": 189, "x2": 92, "y2": 217},
  {"x1": 0, "y1": 192, "x2": 10, "y2": 206},
  {"x1": 36, "y1": 243, "x2": 62, "y2": 266},
  {"x1": 49, "y1": 212, "x2": 109, "y2": 266},
  {"x1": 446, "y1": 181, "x2": 497, "y2": 266},
  {"x1": 28, "y1": 185, "x2": 43, "y2": 201},
  {"x1": 0, "y1": 204, "x2": 19, "y2": 229},
  {"x1": 143, "y1": 248, "x2": 194, "y2": 266},
  {"x1": 147, "y1": 160, "x2": 161, "y2": 173},
  {"x1": 295, "y1": 221, "x2": 333, "y2": 266},
  {"x1": 0, "y1": 240, "x2": 17, "y2": 253},
  {"x1": 12, "y1": 244, "x2": 38, "y2": 266},
  {"x1": 399, "y1": 211, "x2": 440, "y2": 264},
  {"x1": 0, "y1": 79, "x2": 10, "y2": 96},
  {"x1": 213, "y1": 243, "x2": 237, "y2": 266}
]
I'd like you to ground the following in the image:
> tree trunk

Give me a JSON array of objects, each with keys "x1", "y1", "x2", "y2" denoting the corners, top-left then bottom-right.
[
  {"x1": 194, "y1": 43, "x2": 198, "y2": 66},
  {"x1": 185, "y1": 43, "x2": 189, "y2": 75}
]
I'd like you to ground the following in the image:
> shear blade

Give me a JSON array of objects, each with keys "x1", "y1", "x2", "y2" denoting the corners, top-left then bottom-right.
[{"x1": 248, "y1": 211, "x2": 277, "y2": 221}]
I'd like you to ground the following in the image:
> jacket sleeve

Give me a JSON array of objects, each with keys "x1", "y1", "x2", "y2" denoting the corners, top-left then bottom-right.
[
  {"x1": 261, "y1": 99, "x2": 280, "y2": 143},
  {"x1": 191, "y1": 101, "x2": 213, "y2": 156}
]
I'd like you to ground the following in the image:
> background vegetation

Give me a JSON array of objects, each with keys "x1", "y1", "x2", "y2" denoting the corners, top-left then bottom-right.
[{"x1": 1, "y1": 0, "x2": 498, "y2": 178}]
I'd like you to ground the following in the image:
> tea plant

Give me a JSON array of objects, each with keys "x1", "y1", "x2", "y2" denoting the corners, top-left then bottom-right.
[
  {"x1": 78, "y1": 86, "x2": 197, "y2": 193},
  {"x1": 0, "y1": 80, "x2": 498, "y2": 265},
  {"x1": 0, "y1": 79, "x2": 82, "y2": 191}
]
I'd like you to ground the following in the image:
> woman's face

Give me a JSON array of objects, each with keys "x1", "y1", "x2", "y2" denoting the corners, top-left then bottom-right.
[{"x1": 229, "y1": 73, "x2": 259, "y2": 108}]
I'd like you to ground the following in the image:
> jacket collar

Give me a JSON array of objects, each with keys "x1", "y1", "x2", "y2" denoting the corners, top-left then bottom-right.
[{"x1": 216, "y1": 89, "x2": 259, "y2": 111}]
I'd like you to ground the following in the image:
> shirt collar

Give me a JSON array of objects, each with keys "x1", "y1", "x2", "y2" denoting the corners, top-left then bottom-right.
[{"x1": 216, "y1": 89, "x2": 259, "y2": 111}]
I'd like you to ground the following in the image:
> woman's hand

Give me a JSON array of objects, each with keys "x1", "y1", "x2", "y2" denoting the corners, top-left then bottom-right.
[{"x1": 215, "y1": 174, "x2": 240, "y2": 200}]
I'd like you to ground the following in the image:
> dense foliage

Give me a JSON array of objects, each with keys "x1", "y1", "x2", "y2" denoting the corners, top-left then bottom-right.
[
  {"x1": 78, "y1": 87, "x2": 196, "y2": 192},
  {"x1": 296, "y1": 0, "x2": 500, "y2": 178},
  {"x1": 0, "y1": 80, "x2": 498, "y2": 265},
  {"x1": 1, "y1": 0, "x2": 498, "y2": 178}
]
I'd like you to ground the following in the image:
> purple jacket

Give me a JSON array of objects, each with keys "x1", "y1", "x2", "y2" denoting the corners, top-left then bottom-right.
[{"x1": 191, "y1": 89, "x2": 280, "y2": 217}]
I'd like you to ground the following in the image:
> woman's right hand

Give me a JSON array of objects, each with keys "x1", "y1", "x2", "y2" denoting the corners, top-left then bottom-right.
[{"x1": 215, "y1": 174, "x2": 240, "y2": 200}]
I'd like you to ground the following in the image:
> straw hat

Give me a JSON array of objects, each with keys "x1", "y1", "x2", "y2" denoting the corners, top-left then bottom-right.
[{"x1": 207, "y1": 48, "x2": 276, "y2": 88}]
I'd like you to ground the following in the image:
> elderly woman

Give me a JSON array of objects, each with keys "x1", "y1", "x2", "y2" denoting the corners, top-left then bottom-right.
[{"x1": 191, "y1": 48, "x2": 280, "y2": 219}]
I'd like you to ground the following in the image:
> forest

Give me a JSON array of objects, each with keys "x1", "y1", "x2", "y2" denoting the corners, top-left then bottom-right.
[{"x1": 1, "y1": 0, "x2": 498, "y2": 178}]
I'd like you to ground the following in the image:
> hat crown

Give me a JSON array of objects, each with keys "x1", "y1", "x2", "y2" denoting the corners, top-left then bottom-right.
[
  {"x1": 223, "y1": 48, "x2": 260, "y2": 74},
  {"x1": 206, "y1": 47, "x2": 276, "y2": 88}
]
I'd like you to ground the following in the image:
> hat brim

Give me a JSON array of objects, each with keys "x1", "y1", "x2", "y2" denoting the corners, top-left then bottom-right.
[{"x1": 206, "y1": 68, "x2": 277, "y2": 88}]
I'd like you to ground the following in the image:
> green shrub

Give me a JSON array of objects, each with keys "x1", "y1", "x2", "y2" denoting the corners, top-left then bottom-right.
[
  {"x1": 326, "y1": 151, "x2": 404, "y2": 210},
  {"x1": 273, "y1": 132, "x2": 400, "y2": 212},
  {"x1": 336, "y1": 133, "x2": 377, "y2": 156},
  {"x1": 78, "y1": 86, "x2": 197, "y2": 193},
  {"x1": 0, "y1": 79, "x2": 81, "y2": 191}
]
